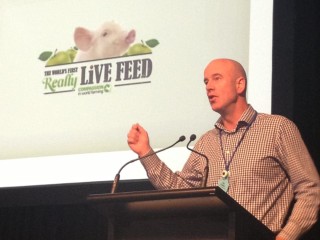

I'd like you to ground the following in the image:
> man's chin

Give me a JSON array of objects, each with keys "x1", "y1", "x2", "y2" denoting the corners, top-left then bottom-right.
[{"x1": 210, "y1": 105, "x2": 222, "y2": 113}]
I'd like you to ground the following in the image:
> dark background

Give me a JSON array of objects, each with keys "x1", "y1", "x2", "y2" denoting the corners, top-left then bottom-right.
[
  {"x1": 272, "y1": 0, "x2": 320, "y2": 173},
  {"x1": 0, "y1": 1, "x2": 319, "y2": 239}
]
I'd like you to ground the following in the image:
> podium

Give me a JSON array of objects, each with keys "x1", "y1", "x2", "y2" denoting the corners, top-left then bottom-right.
[{"x1": 87, "y1": 187, "x2": 275, "y2": 240}]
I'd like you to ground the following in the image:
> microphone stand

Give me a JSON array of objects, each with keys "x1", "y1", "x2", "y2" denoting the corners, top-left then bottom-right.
[
  {"x1": 186, "y1": 134, "x2": 209, "y2": 188},
  {"x1": 110, "y1": 135, "x2": 186, "y2": 194}
]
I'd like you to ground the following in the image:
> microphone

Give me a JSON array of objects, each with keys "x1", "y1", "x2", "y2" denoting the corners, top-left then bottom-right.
[
  {"x1": 110, "y1": 135, "x2": 186, "y2": 193},
  {"x1": 186, "y1": 134, "x2": 209, "y2": 188}
]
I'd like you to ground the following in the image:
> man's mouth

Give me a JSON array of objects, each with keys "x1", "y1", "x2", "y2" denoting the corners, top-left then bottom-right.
[{"x1": 208, "y1": 95, "x2": 217, "y2": 102}]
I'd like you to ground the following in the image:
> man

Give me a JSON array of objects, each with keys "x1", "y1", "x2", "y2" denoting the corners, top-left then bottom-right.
[{"x1": 127, "y1": 58, "x2": 320, "y2": 239}]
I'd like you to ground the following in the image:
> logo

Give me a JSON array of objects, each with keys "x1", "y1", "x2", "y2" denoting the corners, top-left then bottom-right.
[{"x1": 38, "y1": 21, "x2": 159, "y2": 95}]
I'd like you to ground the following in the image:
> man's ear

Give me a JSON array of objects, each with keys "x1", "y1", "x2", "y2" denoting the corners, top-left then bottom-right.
[{"x1": 236, "y1": 77, "x2": 246, "y2": 95}]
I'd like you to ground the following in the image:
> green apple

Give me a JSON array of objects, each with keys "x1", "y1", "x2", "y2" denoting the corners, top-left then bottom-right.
[
  {"x1": 66, "y1": 48, "x2": 77, "y2": 62},
  {"x1": 46, "y1": 51, "x2": 72, "y2": 66},
  {"x1": 127, "y1": 42, "x2": 152, "y2": 56}
]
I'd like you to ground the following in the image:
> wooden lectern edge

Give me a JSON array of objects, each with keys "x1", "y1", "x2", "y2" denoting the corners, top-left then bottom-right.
[{"x1": 86, "y1": 186, "x2": 217, "y2": 203}]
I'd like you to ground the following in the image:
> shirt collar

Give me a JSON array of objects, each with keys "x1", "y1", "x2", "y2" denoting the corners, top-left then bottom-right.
[{"x1": 215, "y1": 105, "x2": 257, "y2": 132}]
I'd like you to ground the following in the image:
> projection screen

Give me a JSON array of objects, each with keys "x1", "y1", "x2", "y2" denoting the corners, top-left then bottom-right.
[{"x1": 0, "y1": 0, "x2": 273, "y2": 187}]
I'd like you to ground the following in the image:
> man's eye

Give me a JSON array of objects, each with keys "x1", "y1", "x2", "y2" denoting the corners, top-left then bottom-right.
[{"x1": 102, "y1": 32, "x2": 108, "y2": 37}]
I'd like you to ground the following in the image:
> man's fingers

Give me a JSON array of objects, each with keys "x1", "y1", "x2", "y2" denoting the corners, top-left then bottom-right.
[{"x1": 127, "y1": 125, "x2": 140, "y2": 144}]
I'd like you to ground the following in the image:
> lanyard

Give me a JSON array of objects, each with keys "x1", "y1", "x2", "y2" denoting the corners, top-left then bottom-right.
[{"x1": 218, "y1": 112, "x2": 257, "y2": 172}]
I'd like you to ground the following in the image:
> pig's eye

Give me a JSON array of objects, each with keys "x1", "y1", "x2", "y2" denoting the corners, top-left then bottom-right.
[{"x1": 102, "y1": 32, "x2": 108, "y2": 37}]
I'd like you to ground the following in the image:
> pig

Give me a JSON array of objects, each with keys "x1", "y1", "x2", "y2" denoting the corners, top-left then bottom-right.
[{"x1": 73, "y1": 21, "x2": 136, "y2": 62}]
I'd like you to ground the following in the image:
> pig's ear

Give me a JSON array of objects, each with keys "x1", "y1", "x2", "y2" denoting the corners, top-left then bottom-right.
[
  {"x1": 74, "y1": 27, "x2": 93, "y2": 51},
  {"x1": 126, "y1": 30, "x2": 136, "y2": 44}
]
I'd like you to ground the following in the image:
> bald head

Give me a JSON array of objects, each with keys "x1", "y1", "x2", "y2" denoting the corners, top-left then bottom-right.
[
  {"x1": 205, "y1": 58, "x2": 247, "y2": 82},
  {"x1": 203, "y1": 58, "x2": 249, "y2": 124},
  {"x1": 204, "y1": 58, "x2": 247, "y2": 96}
]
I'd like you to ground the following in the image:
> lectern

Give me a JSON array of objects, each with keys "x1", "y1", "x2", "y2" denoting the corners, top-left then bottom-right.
[{"x1": 87, "y1": 187, "x2": 274, "y2": 240}]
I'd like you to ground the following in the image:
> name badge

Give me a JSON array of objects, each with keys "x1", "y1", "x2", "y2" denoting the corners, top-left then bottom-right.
[{"x1": 218, "y1": 170, "x2": 230, "y2": 192}]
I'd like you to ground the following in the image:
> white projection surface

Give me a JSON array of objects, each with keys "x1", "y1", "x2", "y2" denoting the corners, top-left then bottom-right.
[{"x1": 0, "y1": 0, "x2": 273, "y2": 187}]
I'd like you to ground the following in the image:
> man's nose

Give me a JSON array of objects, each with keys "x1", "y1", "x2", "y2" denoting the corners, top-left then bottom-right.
[{"x1": 206, "y1": 80, "x2": 214, "y2": 91}]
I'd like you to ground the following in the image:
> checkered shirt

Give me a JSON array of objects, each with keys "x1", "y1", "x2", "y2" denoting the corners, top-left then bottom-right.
[{"x1": 140, "y1": 105, "x2": 320, "y2": 239}]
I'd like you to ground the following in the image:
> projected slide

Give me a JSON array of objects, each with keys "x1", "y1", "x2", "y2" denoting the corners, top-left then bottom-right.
[
  {"x1": 0, "y1": 0, "x2": 275, "y2": 187},
  {"x1": 0, "y1": 0, "x2": 250, "y2": 160}
]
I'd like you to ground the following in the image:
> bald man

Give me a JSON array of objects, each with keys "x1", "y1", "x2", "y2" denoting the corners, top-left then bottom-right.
[{"x1": 127, "y1": 58, "x2": 320, "y2": 240}]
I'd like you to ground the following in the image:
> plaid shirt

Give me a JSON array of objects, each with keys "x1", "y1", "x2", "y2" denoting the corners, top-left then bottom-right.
[{"x1": 141, "y1": 105, "x2": 320, "y2": 239}]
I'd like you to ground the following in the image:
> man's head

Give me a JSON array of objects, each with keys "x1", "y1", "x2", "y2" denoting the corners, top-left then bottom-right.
[{"x1": 204, "y1": 58, "x2": 247, "y2": 115}]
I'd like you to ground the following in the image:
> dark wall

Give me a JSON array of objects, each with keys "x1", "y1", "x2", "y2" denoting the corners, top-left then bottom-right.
[
  {"x1": 272, "y1": 1, "x2": 320, "y2": 238},
  {"x1": 0, "y1": 180, "x2": 155, "y2": 240},
  {"x1": 293, "y1": 0, "x2": 320, "y2": 171},
  {"x1": 272, "y1": 0, "x2": 320, "y2": 171}
]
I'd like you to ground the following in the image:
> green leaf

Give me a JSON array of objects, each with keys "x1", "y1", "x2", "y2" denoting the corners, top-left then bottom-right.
[
  {"x1": 38, "y1": 51, "x2": 53, "y2": 61},
  {"x1": 145, "y1": 39, "x2": 159, "y2": 48}
]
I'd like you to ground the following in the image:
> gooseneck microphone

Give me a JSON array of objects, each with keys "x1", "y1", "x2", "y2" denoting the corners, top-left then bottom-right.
[
  {"x1": 110, "y1": 135, "x2": 186, "y2": 194},
  {"x1": 186, "y1": 134, "x2": 209, "y2": 188}
]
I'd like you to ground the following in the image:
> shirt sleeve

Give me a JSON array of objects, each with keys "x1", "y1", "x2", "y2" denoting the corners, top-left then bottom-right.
[
  {"x1": 140, "y1": 147, "x2": 204, "y2": 190},
  {"x1": 276, "y1": 117, "x2": 320, "y2": 239}
]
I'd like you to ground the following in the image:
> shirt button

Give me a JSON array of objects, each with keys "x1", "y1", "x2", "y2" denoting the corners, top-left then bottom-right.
[{"x1": 226, "y1": 150, "x2": 230, "y2": 154}]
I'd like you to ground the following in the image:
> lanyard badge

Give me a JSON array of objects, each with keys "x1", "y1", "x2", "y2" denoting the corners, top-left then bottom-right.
[
  {"x1": 217, "y1": 112, "x2": 257, "y2": 193},
  {"x1": 218, "y1": 170, "x2": 230, "y2": 192}
]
